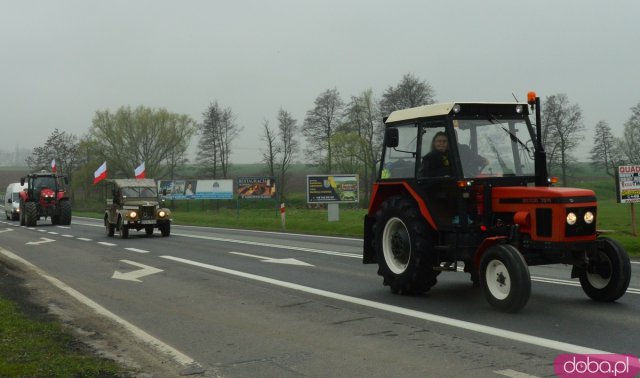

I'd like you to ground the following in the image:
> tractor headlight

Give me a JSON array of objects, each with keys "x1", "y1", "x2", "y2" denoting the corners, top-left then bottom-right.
[
  {"x1": 129, "y1": 211, "x2": 137, "y2": 219},
  {"x1": 584, "y1": 211, "x2": 594, "y2": 224},
  {"x1": 566, "y1": 212, "x2": 577, "y2": 225},
  {"x1": 515, "y1": 104, "x2": 524, "y2": 114},
  {"x1": 158, "y1": 210, "x2": 166, "y2": 218},
  {"x1": 452, "y1": 104, "x2": 461, "y2": 113}
]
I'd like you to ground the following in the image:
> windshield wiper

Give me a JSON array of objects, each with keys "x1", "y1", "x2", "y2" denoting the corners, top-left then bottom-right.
[{"x1": 488, "y1": 114, "x2": 531, "y2": 154}]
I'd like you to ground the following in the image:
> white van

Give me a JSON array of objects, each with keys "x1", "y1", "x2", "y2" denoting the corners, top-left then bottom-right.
[{"x1": 4, "y1": 182, "x2": 27, "y2": 220}]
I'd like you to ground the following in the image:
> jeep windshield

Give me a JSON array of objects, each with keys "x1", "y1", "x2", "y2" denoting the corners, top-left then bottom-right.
[
  {"x1": 454, "y1": 118, "x2": 535, "y2": 178},
  {"x1": 121, "y1": 187, "x2": 157, "y2": 198}
]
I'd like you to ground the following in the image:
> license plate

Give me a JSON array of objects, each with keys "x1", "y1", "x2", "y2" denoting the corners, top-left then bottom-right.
[{"x1": 140, "y1": 220, "x2": 156, "y2": 225}]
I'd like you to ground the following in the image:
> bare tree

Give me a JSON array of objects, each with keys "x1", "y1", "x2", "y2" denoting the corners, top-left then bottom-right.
[
  {"x1": 26, "y1": 128, "x2": 79, "y2": 180},
  {"x1": 379, "y1": 73, "x2": 436, "y2": 117},
  {"x1": 197, "y1": 101, "x2": 242, "y2": 179},
  {"x1": 590, "y1": 120, "x2": 625, "y2": 177},
  {"x1": 276, "y1": 108, "x2": 299, "y2": 201},
  {"x1": 541, "y1": 94, "x2": 585, "y2": 186},
  {"x1": 260, "y1": 119, "x2": 279, "y2": 179},
  {"x1": 621, "y1": 102, "x2": 640, "y2": 164},
  {"x1": 90, "y1": 106, "x2": 195, "y2": 179},
  {"x1": 342, "y1": 89, "x2": 384, "y2": 204},
  {"x1": 303, "y1": 88, "x2": 344, "y2": 173}
]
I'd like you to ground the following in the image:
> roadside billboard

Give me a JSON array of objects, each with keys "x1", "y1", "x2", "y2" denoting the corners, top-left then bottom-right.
[
  {"x1": 307, "y1": 175, "x2": 359, "y2": 203},
  {"x1": 616, "y1": 165, "x2": 640, "y2": 203},
  {"x1": 237, "y1": 177, "x2": 276, "y2": 199},
  {"x1": 159, "y1": 179, "x2": 233, "y2": 200}
]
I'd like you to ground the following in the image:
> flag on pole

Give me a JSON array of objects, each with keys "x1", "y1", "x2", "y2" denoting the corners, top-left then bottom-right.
[
  {"x1": 93, "y1": 161, "x2": 107, "y2": 184},
  {"x1": 51, "y1": 159, "x2": 57, "y2": 173},
  {"x1": 134, "y1": 162, "x2": 145, "y2": 179}
]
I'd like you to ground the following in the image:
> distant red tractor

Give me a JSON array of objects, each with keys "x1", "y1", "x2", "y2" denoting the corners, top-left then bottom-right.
[
  {"x1": 363, "y1": 92, "x2": 631, "y2": 312},
  {"x1": 19, "y1": 170, "x2": 72, "y2": 227}
]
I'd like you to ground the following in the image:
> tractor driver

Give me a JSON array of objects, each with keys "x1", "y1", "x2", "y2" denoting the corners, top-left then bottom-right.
[{"x1": 422, "y1": 131, "x2": 452, "y2": 177}]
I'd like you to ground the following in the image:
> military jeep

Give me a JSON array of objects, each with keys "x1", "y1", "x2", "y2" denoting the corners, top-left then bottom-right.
[{"x1": 104, "y1": 179, "x2": 171, "y2": 238}]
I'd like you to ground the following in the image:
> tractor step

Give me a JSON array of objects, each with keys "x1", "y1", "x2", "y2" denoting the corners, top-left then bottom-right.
[{"x1": 433, "y1": 261, "x2": 457, "y2": 271}]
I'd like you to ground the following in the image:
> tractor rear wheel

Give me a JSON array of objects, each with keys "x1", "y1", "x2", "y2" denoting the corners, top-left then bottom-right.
[
  {"x1": 59, "y1": 200, "x2": 72, "y2": 225},
  {"x1": 579, "y1": 237, "x2": 630, "y2": 302},
  {"x1": 118, "y1": 217, "x2": 129, "y2": 239},
  {"x1": 105, "y1": 215, "x2": 115, "y2": 237},
  {"x1": 480, "y1": 244, "x2": 531, "y2": 313},
  {"x1": 25, "y1": 202, "x2": 38, "y2": 227},
  {"x1": 373, "y1": 196, "x2": 439, "y2": 295}
]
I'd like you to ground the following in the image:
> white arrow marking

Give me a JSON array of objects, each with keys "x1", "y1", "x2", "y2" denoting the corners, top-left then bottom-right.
[
  {"x1": 26, "y1": 237, "x2": 55, "y2": 245},
  {"x1": 229, "y1": 252, "x2": 314, "y2": 266},
  {"x1": 0, "y1": 228, "x2": 14, "y2": 234},
  {"x1": 112, "y1": 260, "x2": 163, "y2": 282}
]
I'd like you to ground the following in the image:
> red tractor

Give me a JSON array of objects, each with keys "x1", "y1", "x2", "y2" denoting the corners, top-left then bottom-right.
[
  {"x1": 19, "y1": 170, "x2": 72, "y2": 227},
  {"x1": 363, "y1": 92, "x2": 631, "y2": 312}
]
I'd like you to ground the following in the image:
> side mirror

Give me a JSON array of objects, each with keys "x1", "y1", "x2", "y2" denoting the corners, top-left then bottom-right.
[
  {"x1": 384, "y1": 128, "x2": 399, "y2": 148},
  {"x1": 20, "y1": 177, "x2": 25, "y2": 186}
]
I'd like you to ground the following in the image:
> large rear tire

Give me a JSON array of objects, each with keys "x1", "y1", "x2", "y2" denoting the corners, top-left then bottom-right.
[
  {"x1": 25, "y1": 202, "x2": 38, "y2": 227},
  {"x1": 579, "y1": 237, "x2": 630, "y2": 302},
  {"x1": 480, "y1": 243, "x2": 531, "y2": 313},
  {"x1": 373, "y1": 196, "x2": 439, "y2": 295},
  {"x1": 59, "y1": 200, "x2": 72, "y2": 225}
]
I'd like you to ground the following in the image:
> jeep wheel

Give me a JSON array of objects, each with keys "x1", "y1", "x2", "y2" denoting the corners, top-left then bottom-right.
[
  {"x1": 373, "y1": 196, "x2": 439, "y2": 295},
  {"x1": 105, "y1": 216, "x2": 115, "y2": 237},
  {"x1": 25, "y1": 202, "x2": 38, "y2": 227},
  {"x1": 579, "y1": 237, "x2": 630, "y2": 302},
  {"x1": 117, "y1": 217, "x2": 129, "y2": 239},
  {"x1": 159, "y1": 222, "x2": 170, "y2": 237},
  {"x1": 145, "y1": 226, "x2": 154, "y2": 236},
  {"x1": 480, "y1": 244, "x2": 531, "y2": 313},
  {"x1": 59, "y1": 200, "x2": 72, "y2": 225}
]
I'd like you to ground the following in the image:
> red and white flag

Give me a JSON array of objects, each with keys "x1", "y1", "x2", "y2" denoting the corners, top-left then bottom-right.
[
  {"x1": 93, "y1": 161, "x2": 107, "y2": 184},
  {"x1": 134, "y1": 162, "x2": 145, "y2": 179},
  {"x1": 51, "y1": 159, "x2": 57, "y2": 173}
]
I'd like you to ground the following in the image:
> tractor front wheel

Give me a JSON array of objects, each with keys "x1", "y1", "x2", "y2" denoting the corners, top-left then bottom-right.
[
  {"x1": 59, "y1": 200, "x2": 72, "y2": 225},
  {"x1": 373, "y1": 196, "x2": 439, "y2": 295},
  {"x1": 579, "y1": 237, "x2": 630, "y2": 302},
  {"x1": 25, "y1": 202, "x2": 38, "y2": 227},
  {"x1": 480, "y1": 244, "x2": 531, "y2": 313}
]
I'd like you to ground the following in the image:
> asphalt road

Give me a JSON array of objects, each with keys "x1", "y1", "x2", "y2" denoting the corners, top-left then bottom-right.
[{"x1": 0, "y1": 215, "x2": 638, "y2": 377}]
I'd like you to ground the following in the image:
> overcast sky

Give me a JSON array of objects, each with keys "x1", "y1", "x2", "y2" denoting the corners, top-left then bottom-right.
[{"x1": 2, "y1": 0, "x2": 639, "y2": 164}]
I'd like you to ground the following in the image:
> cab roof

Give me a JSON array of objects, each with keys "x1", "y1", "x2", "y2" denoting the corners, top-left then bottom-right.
[{"x1": 385, "y1": 101, "x2": 529, "y2": 125}]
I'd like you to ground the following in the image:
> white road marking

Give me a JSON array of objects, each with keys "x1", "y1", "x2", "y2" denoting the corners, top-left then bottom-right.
[
  {"x1": 112, "y1": 260, "x2": 163, "y2": 282},
  {"x1": 37, "y1": 229, "x2": 46, "y2": 232},
  {"x1": 0, "y1": 247, "x2": 199, "y2": 368},
  {"x1": 61, "y1": 234, "x2": 74, "y2": 238},
  {"x1": 77, "y1": 238, "x2": 92, "y2": 242},
  {"x1": 125, "y1": 248, "x2": 149, "y2": 254},
  {"x1": 26, "y1": 237, "x2": 55, "y2": 245},
  {"x1": 495, "y1": 369, "x2": 540, "y2": 378},
  {"x1": 230, "y1": 251, "x2": 314, "y2": 266},
  {"x1": 173, "y1": 232, "x2": 360, "y2": 258},
  {"x1": 161, "y1": 255, "x2": 611, "y2": 355},
  {"x1": 0, "y1": 228, "x2": 14, "y2": 233},
  {"x1": 48, "y1": 232, "x2": 59, "y2": 235},
  {"x1": 98, "y1": 242, "x2": 117, "y2": 247},
  {"x1": 632, "y1": 261, "x2": 640, "y2": 265},
  {"x1": 56, "y1": 226, "x2": 71, "y2": 229}
]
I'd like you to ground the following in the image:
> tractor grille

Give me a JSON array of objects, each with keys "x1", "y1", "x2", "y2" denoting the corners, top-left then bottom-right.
[
  {"x1": 565, "y1": 207, "x2": 596, "y2": 237},
  {"x1": 140, "y1": 206, "x2": 155, "y2": 220}
]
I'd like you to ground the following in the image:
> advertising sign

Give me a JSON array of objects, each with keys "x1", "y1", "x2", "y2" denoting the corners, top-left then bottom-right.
[
  {"x1": 237, "y1": 177, "x2": 276, "y2": 199},
  {"x1": 159, "y1": 179, "x2": 233, "y2": 200},
  {"x1": 616, "y1": 165, "x2": 640, "y2": 203},
  {"x1": 307, "y1": 175, "x2": 359, "y2": 203}
]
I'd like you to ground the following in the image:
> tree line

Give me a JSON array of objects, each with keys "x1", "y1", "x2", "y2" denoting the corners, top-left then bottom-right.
[{"x1": 23, "y1": 73, "x2": 640, "y2": 204}]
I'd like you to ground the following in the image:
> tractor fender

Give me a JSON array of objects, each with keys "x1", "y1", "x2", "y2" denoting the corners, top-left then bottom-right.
[
  {"x1": 473, "y1": 236, "x2": 509, "y2": 272},
  {"x1": 368, "y1": 182, "x2": 437, "y2": 230}
]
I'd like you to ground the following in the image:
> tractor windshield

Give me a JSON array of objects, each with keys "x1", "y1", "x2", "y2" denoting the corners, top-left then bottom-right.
[
  {"x1": 454, "y1": 118, "x2": 535, "y2": 178},
  {"x1": 33, "y1": 176, "x2": 57, "y2": 190}
]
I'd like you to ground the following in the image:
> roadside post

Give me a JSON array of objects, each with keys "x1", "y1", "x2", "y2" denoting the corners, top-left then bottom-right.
[{"x1": 280, "y1": 203, "x2": 286, "y2": 230}]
